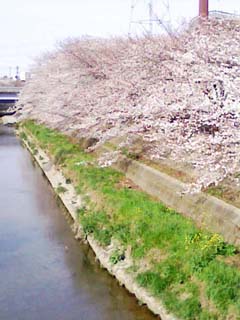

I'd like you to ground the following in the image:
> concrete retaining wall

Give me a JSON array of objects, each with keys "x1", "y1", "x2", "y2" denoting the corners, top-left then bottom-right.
[{"x1": 113, "y1": 156, "x2": 240, "y2": 247}]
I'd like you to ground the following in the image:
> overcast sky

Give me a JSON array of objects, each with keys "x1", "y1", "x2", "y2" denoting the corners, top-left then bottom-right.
[{"x1": 0, "y1": 0, "x2": 239, "y2": 77}]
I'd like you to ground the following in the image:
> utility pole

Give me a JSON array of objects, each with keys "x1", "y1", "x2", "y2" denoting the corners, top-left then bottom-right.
[
  {"x1": 15, "y1": 66, "x2": 20, "y2": 80},
  {"x1": 199, "y1": 0, "x2": 209, "y2": 18}
]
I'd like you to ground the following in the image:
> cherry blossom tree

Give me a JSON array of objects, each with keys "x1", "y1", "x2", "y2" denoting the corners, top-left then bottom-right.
[{"x1": 17, "y1": 18, "x2": 240, "y2": 192}]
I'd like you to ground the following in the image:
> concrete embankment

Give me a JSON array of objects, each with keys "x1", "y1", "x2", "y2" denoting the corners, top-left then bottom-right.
[{"x1": 111, "y1": 156, "x2": 240, "y2": 247}]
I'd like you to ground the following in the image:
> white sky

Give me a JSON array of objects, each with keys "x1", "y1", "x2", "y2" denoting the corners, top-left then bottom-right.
[{"x1": 0, "y1": 0, "x2": 239, "y2": 76}]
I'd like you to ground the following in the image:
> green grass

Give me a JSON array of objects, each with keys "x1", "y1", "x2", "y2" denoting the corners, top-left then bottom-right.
[
  {"x1": 20, "y1": 120, "x2": 240, "y2": 320},
  {"x1": 200, "y1": 261, "x2": 240, "y2": 313}
]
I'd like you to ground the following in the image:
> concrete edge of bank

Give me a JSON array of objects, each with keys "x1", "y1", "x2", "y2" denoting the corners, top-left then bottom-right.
[
  {"x1": 110, "y1": 156, "x2": 240, "y2": 247},
  {"x1": 19, "y1": 129, "x2": 177, "y2": 320}
]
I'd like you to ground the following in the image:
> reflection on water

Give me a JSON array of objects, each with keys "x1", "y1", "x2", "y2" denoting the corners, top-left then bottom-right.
[{"x1": 0, "y1": 126, "x2": 157, "y2": 320}]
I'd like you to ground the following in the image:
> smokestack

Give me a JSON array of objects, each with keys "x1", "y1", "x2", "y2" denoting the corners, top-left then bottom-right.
[{"x1": 199, "y1": 0, "x2": 209, "y2": 18}]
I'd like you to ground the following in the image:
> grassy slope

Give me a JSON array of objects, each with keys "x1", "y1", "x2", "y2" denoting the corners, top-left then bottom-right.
[{"x1": 21, "y1": 120, "x2": 240, "y2": 320}]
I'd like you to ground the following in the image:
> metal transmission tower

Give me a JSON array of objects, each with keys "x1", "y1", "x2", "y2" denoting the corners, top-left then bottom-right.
[
  {"x1": 128, "y1": 0, "x2": 159, "y2": 36},
  {"x1": 148, "y1": 0, "x2": 154, "y2": 34}
]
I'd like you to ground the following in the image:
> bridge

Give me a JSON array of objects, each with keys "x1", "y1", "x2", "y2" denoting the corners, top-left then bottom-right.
[{"x1": 0, "y1": 87, "x2": 21, "y2": 116}]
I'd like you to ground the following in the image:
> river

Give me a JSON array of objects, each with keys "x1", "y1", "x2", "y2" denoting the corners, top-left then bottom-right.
[{"x1": 0, "y1": 125, "x2": 156, "y2": 320}]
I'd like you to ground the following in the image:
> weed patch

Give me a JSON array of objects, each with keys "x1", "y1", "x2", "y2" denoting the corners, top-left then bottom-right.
[{"x1": 56, "y1": 185, "x2": 67, "y2": 194}]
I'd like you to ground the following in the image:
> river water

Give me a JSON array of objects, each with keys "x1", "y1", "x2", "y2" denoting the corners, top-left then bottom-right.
[{"x1": 0, "y1": 125, "x2": 156, "y2": 320}]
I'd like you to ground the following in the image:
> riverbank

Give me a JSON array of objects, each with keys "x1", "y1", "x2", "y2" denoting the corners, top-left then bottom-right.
[
  {"x1": 0, "y1": 124, "x2": 156, "y2": 320},
  {"x1": 19, "y1": 120, "x2": 240, "y2": 320},
  {"x1": 19, "y1": 122, "x2": 174, "y2": 319}
]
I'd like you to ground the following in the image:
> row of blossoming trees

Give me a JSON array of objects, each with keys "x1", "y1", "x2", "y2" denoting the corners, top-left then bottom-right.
[{"x1": 18, "y1": 18, "x2": 240, "y2": 192}]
